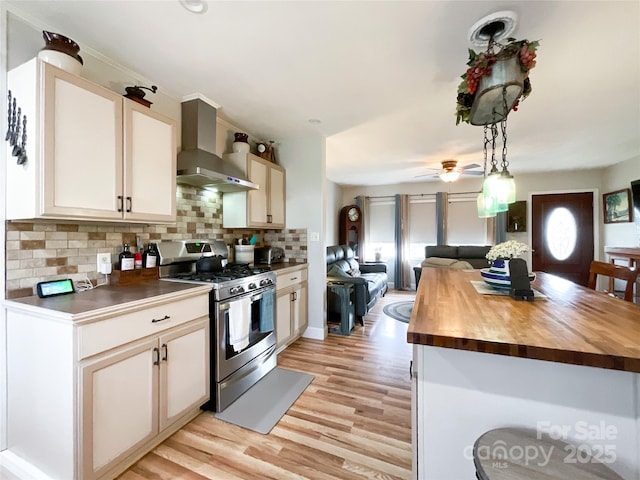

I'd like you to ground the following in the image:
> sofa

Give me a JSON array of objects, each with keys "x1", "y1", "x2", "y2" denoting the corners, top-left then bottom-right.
[
  {"x1": 414, "y1": 245, "x2": 492, "y2": 286},
  {"x1": 326, "y1": 245, "x2": 388, "y2": 325}
]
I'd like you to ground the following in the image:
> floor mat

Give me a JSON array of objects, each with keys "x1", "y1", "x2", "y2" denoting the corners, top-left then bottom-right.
[
  {"x1": 382, "y1": 301, "x2": 414, "y2": 323},
  {"x1": 213, "y1": 367, "x2": 314, "y2": 434}
]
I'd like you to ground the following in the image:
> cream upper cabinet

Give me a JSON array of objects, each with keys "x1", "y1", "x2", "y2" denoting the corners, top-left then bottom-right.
[
  {"x1": 222, "y1": 152, "x2": 286, "y2": 229},
  {"x1": 124, "y1": 101, "x2": 177, "y2": 223},
  {"x1": 6, "y1": 58, "x2": 176, "y2": 223}
]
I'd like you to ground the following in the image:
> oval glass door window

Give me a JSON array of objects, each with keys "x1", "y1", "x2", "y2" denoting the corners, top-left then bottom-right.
[{"x1": 546, "y1": 207, "x2": 577, "y2": 261}]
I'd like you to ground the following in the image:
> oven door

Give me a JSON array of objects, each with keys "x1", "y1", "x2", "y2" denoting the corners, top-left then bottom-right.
[{"x1": 214, "y1": 286, "x2": 276, "y2": 383}]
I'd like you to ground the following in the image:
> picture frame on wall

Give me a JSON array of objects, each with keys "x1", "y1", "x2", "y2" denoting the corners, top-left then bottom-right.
[{"x1": 603, "y1": 189, "x2": 633, "y2": 224}]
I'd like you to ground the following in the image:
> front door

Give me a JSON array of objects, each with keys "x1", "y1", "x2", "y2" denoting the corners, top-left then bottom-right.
[{"x1": 531, "y1": 192, "x2": 594, "y2": 286}]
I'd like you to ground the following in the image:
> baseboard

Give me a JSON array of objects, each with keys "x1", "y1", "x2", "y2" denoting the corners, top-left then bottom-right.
[
  {"x1": 0, "y1": 450, "x2": 55, "y2": 480},
  {"x1": 302, "y1": 325, "x2": 326, "y2": 340}
]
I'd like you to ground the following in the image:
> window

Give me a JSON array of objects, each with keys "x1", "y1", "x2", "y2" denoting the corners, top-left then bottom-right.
[
  {"x1": 448, "y1": 195, "x2": 488, "y2": 245},
  {"x1": 546, "y1": 207, "x2": 577, "y2": 261}
]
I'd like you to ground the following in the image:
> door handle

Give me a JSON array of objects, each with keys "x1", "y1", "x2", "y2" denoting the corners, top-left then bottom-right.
[
  {"x1": 153, "y1": 347, "x2": 160, "y2": 366},
  {"x1": 117, "y1": 195, "x2": 123, "y2": 212},
  {"x1": 161, "y1": 343, "x2": 168, "y2": 362},
  {"x1": 126, "y1": 196, "x2": 132, "y2": 213}
]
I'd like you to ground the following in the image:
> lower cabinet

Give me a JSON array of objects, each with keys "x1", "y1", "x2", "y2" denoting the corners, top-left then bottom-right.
[
  {"x1": 275, "y1": 265, "x2": 308, "y2": 349},
  {"x1": 4, "y1": 286, "x2": 210, "y2": 480},
  {"x1": 81, "y1": 320, "x2": 208, "y2": 480}
]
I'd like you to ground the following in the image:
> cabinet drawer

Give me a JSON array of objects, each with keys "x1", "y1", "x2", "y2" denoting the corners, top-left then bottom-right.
[
  {"x1": 276, "y1": 267, "x2": 308, "y2": 291},
  {"x1": 78, "y1": 294, "x2": 209, "y2": 359}
]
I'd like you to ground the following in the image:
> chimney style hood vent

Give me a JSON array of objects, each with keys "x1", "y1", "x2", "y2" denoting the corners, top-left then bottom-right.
[{"x1": 177, "y1": 98, "x2": 258, "y2": 192}]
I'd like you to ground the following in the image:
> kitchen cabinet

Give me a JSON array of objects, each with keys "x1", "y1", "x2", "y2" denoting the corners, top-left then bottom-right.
[
  {"x1": 6, "y1": 58, "x2": 176, "y2": 223},
  {"x1": 222, "y1": 152, "x2": 286, "y2": 228},
  {"x1": 81, "y1": 320, "x2": 208, "y2": 480},
  {"x1": 4, "y1": 284, "x2": 210, "y2": 480},
  {"x1": 275, "y1": 265, "x2": 308, "y2": 349}
]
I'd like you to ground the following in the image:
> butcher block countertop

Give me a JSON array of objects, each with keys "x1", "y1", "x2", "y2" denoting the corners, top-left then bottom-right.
[
  {"x1": 407, "y1": 268, "x2": 640, "y2": 373},
  {"x1": 3, "y1": 280, "x2": 211, "y2": 323}
]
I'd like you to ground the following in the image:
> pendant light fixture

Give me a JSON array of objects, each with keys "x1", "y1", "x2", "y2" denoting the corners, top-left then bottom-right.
[{"x1": 457, "y1": 13, "x2": 540, "y2": 219}]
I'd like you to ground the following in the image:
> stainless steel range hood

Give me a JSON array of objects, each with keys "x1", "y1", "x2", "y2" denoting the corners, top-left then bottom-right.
[{"x1": 177, "y1": 98, "x2": 258, "y2": 192}]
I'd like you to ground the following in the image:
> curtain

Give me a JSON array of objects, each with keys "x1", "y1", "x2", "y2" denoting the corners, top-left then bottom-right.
[{"x1": 394, "y1": 194, "x2": 411, "y2": 290}]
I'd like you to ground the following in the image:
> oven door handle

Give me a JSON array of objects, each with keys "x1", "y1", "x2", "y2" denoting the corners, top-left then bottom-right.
[
  {"x1": 251, "y1": 293, "x2": 263, "y2": 302},
  {"x1": 219, "y1": 343, "x2": 276, "y2": 390}
]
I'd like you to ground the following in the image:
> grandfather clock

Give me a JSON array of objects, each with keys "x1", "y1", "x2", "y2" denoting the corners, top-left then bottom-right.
[{"x1": 339, "y1": 205, "x2": 363, "y2": 259}]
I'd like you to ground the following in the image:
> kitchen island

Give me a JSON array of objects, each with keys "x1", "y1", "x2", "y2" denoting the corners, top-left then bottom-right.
[{"x1": 407, "y1": 268, "x2": 640, "y2": 479}]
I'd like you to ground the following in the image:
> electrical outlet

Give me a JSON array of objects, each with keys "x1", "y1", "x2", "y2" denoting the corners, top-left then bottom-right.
[{"x1": 96, "y1": 253, "x2": 111, "y2": 273}]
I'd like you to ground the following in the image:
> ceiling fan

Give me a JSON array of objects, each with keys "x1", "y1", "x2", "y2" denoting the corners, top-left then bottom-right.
[{"x1": 415, "y1": 160, "x2": 483, "y2": 182}]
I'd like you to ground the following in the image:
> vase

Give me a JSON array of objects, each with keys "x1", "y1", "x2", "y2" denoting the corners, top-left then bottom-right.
[
  {"x1": 481, "y1": 259, "x2": 512, "y2": 290},
  {"x1": 232, "y1": 141, "x2": 250, "y2": 153}
]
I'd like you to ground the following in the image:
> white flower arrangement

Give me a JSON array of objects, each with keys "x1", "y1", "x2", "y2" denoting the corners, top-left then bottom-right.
[{"x1": 486, "y1": 240, "x2": 531, "y2": 262}]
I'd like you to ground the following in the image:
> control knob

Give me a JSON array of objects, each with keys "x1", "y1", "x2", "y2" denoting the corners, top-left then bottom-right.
[
  {"x1": 248, "y1": 283, "x2": 257, "y2": 290},
  {"x1": 230, "y1": 286, "x2": 245, "y2": 295}
]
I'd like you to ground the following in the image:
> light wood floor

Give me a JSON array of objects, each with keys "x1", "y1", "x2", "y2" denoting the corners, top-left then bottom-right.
[{"x1": 119, "y1": 290, "x2": 415, "y2": 480}]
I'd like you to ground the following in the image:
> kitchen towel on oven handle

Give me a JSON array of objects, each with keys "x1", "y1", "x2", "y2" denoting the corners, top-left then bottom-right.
[
  {"x1": 229, "y1": 297, "x2": 251, "y2": 352},
  {"x1": 259, "y1": 289, "x2": 274, "y2": 332}
]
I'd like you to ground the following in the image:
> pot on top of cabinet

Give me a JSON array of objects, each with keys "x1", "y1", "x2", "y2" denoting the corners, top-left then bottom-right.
[{"x1": 6, "y1": 58, "x2": 177, "y2": 224}]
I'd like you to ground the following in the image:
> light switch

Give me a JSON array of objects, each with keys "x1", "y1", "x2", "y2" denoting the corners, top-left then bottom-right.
[{"x1": 309, "y1": 232, "x2": 320, "y2": 242}]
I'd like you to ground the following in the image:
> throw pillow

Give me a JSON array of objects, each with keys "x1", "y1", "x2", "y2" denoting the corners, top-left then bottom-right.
[
  {"x1": 421, "y1": 257, "x2": 458, "y2": 268},
  {"x1": 348, "y1": 268, "x2": 361, "y2": 277},
  {"x1": 328, "y1": 264, "x2": 351, "y2": 278},
  {"x1": 451, "y1": 260, "x2": 474, "y2": 270}
]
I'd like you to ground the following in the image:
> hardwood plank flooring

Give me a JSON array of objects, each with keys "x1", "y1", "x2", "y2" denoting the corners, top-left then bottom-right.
[{"x1": 119, "y1": 290, "x2": 415, "y2": 480}]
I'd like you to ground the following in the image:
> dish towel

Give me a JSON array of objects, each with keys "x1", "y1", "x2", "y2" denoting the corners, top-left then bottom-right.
[
  {"x1": 259, "y1": 289, "x2": 275, "y2": 332},
  {"x1": 228, "y1": 297, "x2": 251, "y2": 352}
]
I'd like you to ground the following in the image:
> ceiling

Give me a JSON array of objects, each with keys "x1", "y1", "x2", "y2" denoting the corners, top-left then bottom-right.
[{"x1": 6, "y1": 1, "x2": 640, "y2": 186}]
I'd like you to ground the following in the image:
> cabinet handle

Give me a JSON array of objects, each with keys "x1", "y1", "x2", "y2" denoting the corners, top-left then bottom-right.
[
  {"x1": 126, "y1": 196, "x2": 132, "y2": 213},
  {"x1": 409, "y1": 360, "x2": 413, "y2": 380},
  {"x1": 291, "y1": 291, "x2": 297, "y2": 302},
  {"x1": 117, "y1": 195, "x2": 123, "y2": 212},
  {"x1": 267, "y1": 214, "x2": 272, "y2": 224},
  {"x1": 290, "y1": 276, "x2": 298, "y2": 281},
  {"x1": 153, "y1": 347, "x2": 160, "y2": 366},
  {"x1": 151, "y1": 315, "x2": 171, "y2": 323},
  {"x1": 161, "y1": 343, "x2": 168, "y2": 362}
]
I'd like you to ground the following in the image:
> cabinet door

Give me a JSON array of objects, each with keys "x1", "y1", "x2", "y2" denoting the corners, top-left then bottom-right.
[
  {"x1": 42, "y1": 62, "x2": 123, "y2": 219},
  {"x1": 81, "y1": 338, "x2": 158, "y2": 480},
  {"x1": 293, "y1": 282, "x2": 308, "y2": 335},
  {"x1": 158, "y1": 319, "x2": 209, "y2": 431},
  {"x1": 247, "y1": 156, "x2": 268, "y2": 226},
  {"x1": 124, "y1": 100, "x2": 177, "y2": 223},
  {"x1": 268, "y1": 165, "x2": 285, "y2": 227},
  {"x1": 276, "y1": 288, "x2": 293, "y2": 348}
]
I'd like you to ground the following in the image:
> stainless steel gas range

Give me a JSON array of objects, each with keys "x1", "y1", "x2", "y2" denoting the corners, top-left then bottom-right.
[{"x1": 157, "y1": 239, "x2": 277, "y2": 412}]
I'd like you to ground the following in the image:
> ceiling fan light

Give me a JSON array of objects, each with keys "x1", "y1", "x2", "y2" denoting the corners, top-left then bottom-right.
[{"x1": 440, "y1": 170, "x2": 461, "y2": 182}]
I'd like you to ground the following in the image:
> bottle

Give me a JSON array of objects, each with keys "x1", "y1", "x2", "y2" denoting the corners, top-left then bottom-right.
[
  {"x1": 143, "y1": 243, "x2": 159, "y2": 269},
  {"x1": 118, "y1": 244, "x2": 134, "y2": 271},
  {"x1": 134, "y1": 251, "x2": 142, "y2": 269}
]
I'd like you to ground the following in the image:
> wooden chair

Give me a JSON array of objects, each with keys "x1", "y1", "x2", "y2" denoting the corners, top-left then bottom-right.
[{"x1": 587, "y1": 260, "x2": 639, "y2": 302}]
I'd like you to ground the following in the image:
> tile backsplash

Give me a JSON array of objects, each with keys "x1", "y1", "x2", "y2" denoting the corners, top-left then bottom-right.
[{"x1": 5, "y1": 185, "x2": 307, "y2": 298}]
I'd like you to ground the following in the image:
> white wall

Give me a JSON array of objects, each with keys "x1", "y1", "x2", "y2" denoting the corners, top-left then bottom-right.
[
  {"x1": 325, "y1": 179, "x2": 341, "y2": 245},
  {"x1": 1, "y1": 4, "x2": 9, "y2": 453},
  {"x1": 602, "y1": 155, "x2": 640, "y2": 248},
  {"x1": 277, "y1": 135, "x2": 327, "y2": 340}
]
